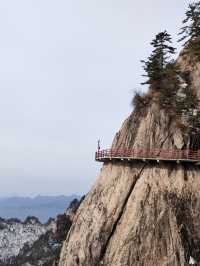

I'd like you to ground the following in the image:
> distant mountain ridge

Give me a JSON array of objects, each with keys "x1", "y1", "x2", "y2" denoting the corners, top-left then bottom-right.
[
  {"x1": 0, "y1": 195, "x2": 80, "y2": 223},
  {"x1": 0, "y1": 197, "x2": 83, "y2": 266}
]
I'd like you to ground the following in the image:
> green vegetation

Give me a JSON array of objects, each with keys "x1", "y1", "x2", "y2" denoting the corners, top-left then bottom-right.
[
  {"x1": 179, "y1": 1, "x2": 200, "y2": 57},
  {"x1": 141, "y1": 31, "x2": 176, "y2": 85},
  {"x1": 140, "y1": 1, "x2": 200, "y2": 87},
  {"x1": 132, "y1": 1, "x2": 200, "y2": 133},
  {"x1": 176, "y1": 86, "x2": 199, "y2": 112},
  {"x1": 184, "y1": 39, "x2": 200, "y2": 58},
  {"x1": 178, "y1": 2, "x2": 200, "y2": 44}
]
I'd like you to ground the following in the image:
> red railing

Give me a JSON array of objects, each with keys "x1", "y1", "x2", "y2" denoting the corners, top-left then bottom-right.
[{"x1": 95, "y1": 148, "x2": 200, "y2": 162}]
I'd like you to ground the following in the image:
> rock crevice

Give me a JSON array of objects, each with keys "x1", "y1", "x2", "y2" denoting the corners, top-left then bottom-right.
[{"x1": 99, "y1": 163, "x2": 147, "y2": 265}]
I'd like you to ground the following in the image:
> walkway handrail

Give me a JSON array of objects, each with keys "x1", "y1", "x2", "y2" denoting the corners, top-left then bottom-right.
[{"x1": 95, "y1": 148, "x2": 200, "y2": 162}]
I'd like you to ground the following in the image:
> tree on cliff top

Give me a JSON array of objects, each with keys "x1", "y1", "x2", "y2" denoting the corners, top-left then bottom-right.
[
  {"x1": 141, "y1": 31, "x2": 176, "y2": 85},
  {"x1": 178, "y1": 1, "x2": 200, "y2": 44}
]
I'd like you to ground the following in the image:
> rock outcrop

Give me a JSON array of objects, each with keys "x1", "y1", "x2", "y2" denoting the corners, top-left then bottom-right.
[{"x1": 59, "y1": 51, "x2": 200, "y2": 266}]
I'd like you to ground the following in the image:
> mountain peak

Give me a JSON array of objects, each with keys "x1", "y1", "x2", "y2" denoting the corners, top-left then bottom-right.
[{"x1": 59, "y1": 41, "x2": 200, "y2": 266}]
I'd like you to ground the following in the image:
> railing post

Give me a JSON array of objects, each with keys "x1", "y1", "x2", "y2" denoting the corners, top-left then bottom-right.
[{"x1": 198, "y1": 150, "x2": 200, "y2": 160}]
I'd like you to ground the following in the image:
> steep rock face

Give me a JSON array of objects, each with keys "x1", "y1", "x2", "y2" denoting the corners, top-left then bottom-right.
[
  {"x1": 59, "y1": 53, "x2": 200, "y2": 266},
  {"x1": 177, "y1": 50, "x2": 200, "y2": 99},
  {"x1": 103, "y1": 164, "x2": 200, "y2": 266}
]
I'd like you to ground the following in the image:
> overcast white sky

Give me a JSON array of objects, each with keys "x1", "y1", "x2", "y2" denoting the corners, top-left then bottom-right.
[{"x1": 0, "y1": 0, "x2": 191, "y2": 197}]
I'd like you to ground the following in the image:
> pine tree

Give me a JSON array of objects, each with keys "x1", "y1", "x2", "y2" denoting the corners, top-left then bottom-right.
[
  {"x1": 141, "y1": 31, "x2": 176, "y2": 85},
  {"x1": 178, "y1": 1, "x2": 200, "y2": 43}
]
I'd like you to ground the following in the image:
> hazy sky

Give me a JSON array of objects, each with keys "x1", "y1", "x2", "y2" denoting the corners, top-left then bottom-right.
[{"x1": 0, "y1": 0, "x2": 191, "y2": 197}]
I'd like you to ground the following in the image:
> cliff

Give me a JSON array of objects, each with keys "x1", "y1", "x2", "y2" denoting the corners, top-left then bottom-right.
[{"x1": 59, "y1": 51, "x2": 200, "y2": 266}]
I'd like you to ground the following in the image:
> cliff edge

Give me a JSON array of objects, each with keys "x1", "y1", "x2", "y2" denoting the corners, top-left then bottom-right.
[{"x1": 59, "y1": 50, "x2": 200, "y2": 266}]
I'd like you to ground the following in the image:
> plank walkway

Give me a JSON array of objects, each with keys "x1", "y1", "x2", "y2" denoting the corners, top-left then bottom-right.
[{"x1": 95, "y1": 149, "x2": 200, "y2": 164}]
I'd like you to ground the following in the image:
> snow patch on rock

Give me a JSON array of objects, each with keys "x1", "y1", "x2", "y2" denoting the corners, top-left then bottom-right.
[
  {"x1": 189, "y1": 256, "x2": 196, "y2": 265},
  {"x1": 0, "y1": 219, "x2": 54, "y2": 263}
]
